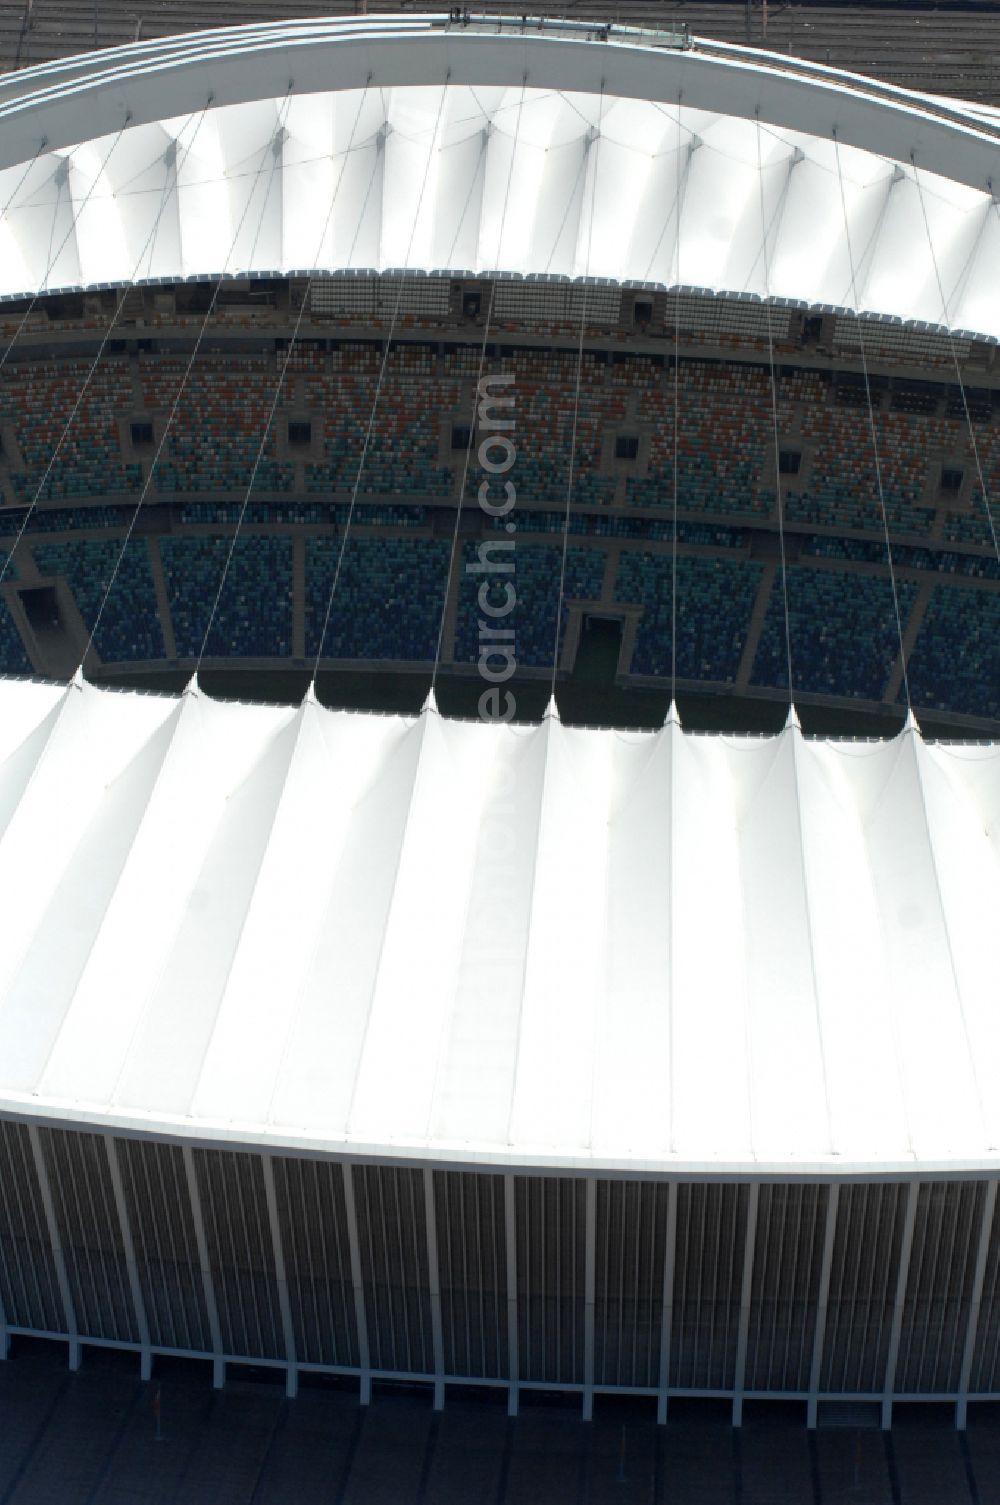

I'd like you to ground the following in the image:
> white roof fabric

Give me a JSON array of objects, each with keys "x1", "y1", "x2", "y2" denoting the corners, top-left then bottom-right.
[
  {"x1": 0, "y1": 674, "x2": 998, "y2": 1177},
  {"x1": 2, "y1": 20, "x2": 1000, "y2": 335}
]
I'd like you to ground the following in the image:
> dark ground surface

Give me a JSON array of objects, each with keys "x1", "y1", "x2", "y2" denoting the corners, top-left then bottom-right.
[{"x1": 2, "y1": 1341, "x2": 1000, "y2": 1503}]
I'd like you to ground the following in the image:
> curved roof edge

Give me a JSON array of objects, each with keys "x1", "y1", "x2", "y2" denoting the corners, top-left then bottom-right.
[
  {"x1": 1, "y1": 1098, "x2": 1000, "y2": 1183},
  {"x1": 1, "y1": 15, "x2": 1000, "y2": 190}
]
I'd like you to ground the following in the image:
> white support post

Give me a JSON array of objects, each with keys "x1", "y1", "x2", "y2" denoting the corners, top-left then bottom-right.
[
  {"x1": 583, "y1": 1178, "x2": 596, "y2": 1422},
  {"x1": 342, "y1": 1162, "x2": 371, "y2": 1406},
  {"x1": 0, "y1": 1175, "x2": 9, "y2": 1360},
  {"x1": 505, "y1": 1174, "x2": 519, "y2": 1418},
  {"x1": 27, "y1": 1125, "x2": 80, "y2": 1371},
  {"x1": 732, "y1": 1183, "x2": 760, "y2": 1428},
  {"x1": 956, "y1": 1180, "x2": 997, "y2": 1430},
  {"x1": 182, "y1": 1145, "x2": 225, "y2": 1390},
  {"x1": 261, "y1": 1155, "x2": 298, "y2": 1399},
  {"x1": 104, "y1": 1136, "x2": 152, "y2": 1381},
  {"x1": 807, "y1": 1183, "x2": 840, "y2": 1429},
  {"x1": 882, "y1": 1180, "x2": 920, "y2": 1431},
  {"x1": 423, "y1": 1169, "x2": 446, "y2": 1410},
  {"x1": 657, "y1": 1182, "x2": 678, "y2": 1426}
]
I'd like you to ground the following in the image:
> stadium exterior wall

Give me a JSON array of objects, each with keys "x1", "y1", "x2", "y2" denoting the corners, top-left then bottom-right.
[{"x1": 2, "y1": 1117, "x2": 1000, "y2": 1429}]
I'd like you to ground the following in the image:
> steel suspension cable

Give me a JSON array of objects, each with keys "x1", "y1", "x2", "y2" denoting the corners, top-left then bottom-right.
[
  {"x1": 429, "y1": 77, "x2": 527, "y2": 699},
  {"x1": 80, "y1": 92, "x2": 294, "y2": 673},
  {"x1": 196, "y1": 79, "x2": 373, "y2": 673},
  {"x1": 755, "y1": 115, "x2": 795, "y2": 707},
  {"x1": 911, "y1": 154, "x2": 1000, "y2": 572},
  {"x1": 311, "y1": 80, "x2": 451, "y2": 687},
  {"x1": 549, "y1": 82, "x2": 605, "y2": 706},
  {"x1": 670, "y1": 93, "x2": 683, "y2": 708},
  {"x1": 834, "y1": 134, "x2": 913, "y2": 713}
]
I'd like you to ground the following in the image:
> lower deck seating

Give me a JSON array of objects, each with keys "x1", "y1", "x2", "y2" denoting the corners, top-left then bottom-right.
[
  {"x1": 455, "y1": 541, "x2": 607, "y2": 670},
  {"x1": 30, "y1": 538, "x2": 163, "y2": 662},
  {"x1": 615, "y1": 551, "x2": 763, "y2": 684},
  {"x1": 305, "y1": 535, "x2": 450, "y2": 662},
  {"x1": 752, "y1": 567, "x2": 919, "y2": 703},
  {"x1": 908, "y1": 585, "x2": 1000, "y2": 720},
  {"x1": 1, "y1": 508, "x2": 996, "y2": 728},
  {"x1": 161, "y1": 535, "x2": 293, "y2": 659}
]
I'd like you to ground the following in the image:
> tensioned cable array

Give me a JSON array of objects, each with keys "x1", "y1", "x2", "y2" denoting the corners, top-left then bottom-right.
[
  {"x1": 911, "y1": 155, "x2": 1000, "y2": 576},
  {"x1": 80, "y1": 92, "x2": 295, "y2": 673},
  {"x1": 893, "y1": 165, "x2": 992, "y2": 1130},
  {"x1": 196, "y1": 80, "x2": 374, "y2": 673},
  {"x1": 549, "y1": 84, "x2": 605, "y2": 706},
  {"x1": 311, "y1": 81, "x2": 451, "y2": 688},
  {"x1": 0, "y1": 128, "x2": 130, "y2": 384},
  {"x1": 0, "y1": 109, "x2": 209, "y2": 600},
  {"x1": 429, "y1": 78, "x2": 527, "y2": 699},
  {"x1": 755, "y1": 116, "x2": 795, "y2": 707},
  {"x1": 833, "y1": 135, "x2": 913, "y2": 714},
  {"x1": 0, "y1": 123, "x2": 134, "y2": 599},
  {"x1": 0, "y1": 140, "x2": 49, "y2": 264}
]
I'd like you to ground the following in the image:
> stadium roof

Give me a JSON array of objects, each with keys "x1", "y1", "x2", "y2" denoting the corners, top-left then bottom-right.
[
  {"x1": 0, "y1": 674, "x2": 998, "y2": 1178},
  {"x1": 2, "y1": 16, "x2": 1000, "y2": 334}
]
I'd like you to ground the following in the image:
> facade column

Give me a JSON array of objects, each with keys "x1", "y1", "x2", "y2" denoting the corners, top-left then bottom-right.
[
  {"x1": 505, "y1": 1174, "x2": 519, "y2": 1417},
  {"x1": 423, "y1": 1168, "x2": 446, "y2": 1410},
  {"x1": 656, "y1": 1181, "x2": 678, "y2": 1425},
  {"x1": 881, "y1": 1180, "x2": 920, "y2": 1431},
  {"x1": 583, "y1": 1178, "x2": 596, "y2": 1421},
  {"x1": 732, "y1": 1183, "x2": 760, "y2": 1427},
  {"x1": 807, "y1": 1183, "x2": 840, "y2": 1429},
  {"x1": 182, "y1": 1145, "x2": 225, "y2": 1389},
  {"x1": 27, "y1": 1126, "x2": 79, "y2": 1371},
  {"x1": 104, "y1": 1135, "x2": 152, "y2": 1380},
  {"x1": 956, "y1": 1180, "x2": 997, "y2": 1429},
  {"x1": 342, "y1": 1162, "x2": 372, "y2": 1405},
  {"x1": 261, "y1": 1154, "x2": 298, "y2": 1399}
]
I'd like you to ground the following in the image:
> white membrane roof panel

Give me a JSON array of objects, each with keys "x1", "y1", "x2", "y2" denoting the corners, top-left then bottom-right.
[
  {"x1": 0, "y1": 676, "x2": 998, "y2": 1177},
  {"x1": 1, "y1": 20, "x2": 1000, "y2": 334}
]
